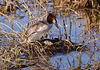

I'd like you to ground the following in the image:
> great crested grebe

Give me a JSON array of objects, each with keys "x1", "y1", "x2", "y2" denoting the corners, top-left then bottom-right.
[{"x1": 23, "y1": 13, "x2": 60, "y2": 43}]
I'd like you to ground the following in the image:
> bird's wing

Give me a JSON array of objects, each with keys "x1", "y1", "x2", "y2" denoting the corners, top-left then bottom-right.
[{"x1": 25, "y1": 21, "x2": 48, "y2": 38}]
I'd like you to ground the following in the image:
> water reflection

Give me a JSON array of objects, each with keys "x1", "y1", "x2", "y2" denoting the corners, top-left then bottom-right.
[
  {"x1": 0, "y1": 0, "x2": 100, "y2": 69},
  {"x1": 50, "y1": 9, "x2": 100, "y2": 69},
  {"x1": 51, "y1": 50, "x2": 100, "y2": 70}
]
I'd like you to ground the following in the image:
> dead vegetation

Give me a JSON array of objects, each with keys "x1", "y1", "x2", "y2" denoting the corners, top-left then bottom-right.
[{"x1": 0, "y1": 0, "x2": 100, "y2": 70}]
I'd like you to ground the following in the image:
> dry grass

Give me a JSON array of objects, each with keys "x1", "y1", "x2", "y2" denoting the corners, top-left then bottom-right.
[{"x1": 0, "y1": 0, "x2": 100, "y2": 70}]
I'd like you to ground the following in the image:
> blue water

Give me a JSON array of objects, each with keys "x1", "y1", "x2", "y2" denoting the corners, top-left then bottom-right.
[
  {"x1": 0, "y1": 10, "x2": 100, "y2": 70},
  {"x1": 51, "y1": 50, "x2": 100, "y2": 70}
]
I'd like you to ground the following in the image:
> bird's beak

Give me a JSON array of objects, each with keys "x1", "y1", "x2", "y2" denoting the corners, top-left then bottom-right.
[
  {"x1": 55, "y1": 22, "x2": 61, "y2": 33},
  {"x1": 54, "y1": 19, "x2": 62, "y2": 40},
  {"x1": 54, "y1": 19, "x2": 59, "y2": 29},
  {"x1": 52, "y1": 17, "x2": 59, "y2": 29}
]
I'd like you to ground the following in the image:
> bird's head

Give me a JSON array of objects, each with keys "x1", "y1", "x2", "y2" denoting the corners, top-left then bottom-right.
[{"x1": 47, "y1": 13, "x2": 59, "y2": 28}]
